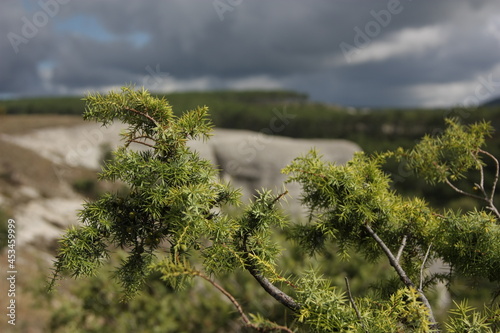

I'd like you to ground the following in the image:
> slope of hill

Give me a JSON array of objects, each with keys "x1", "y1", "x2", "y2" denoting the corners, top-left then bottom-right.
[{"x1": 482, "y1": 96, "x2": 500, "y2": 107}]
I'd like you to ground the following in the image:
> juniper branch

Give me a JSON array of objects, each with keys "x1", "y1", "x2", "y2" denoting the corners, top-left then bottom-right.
[
  {"x1": 242, "y1": 234, "x2": 301, "y2": 312},
  {"x1": 193, "y1": 271, "x2": 294, "y2": 332},
  {"x1": 246, "y1": 264, "x2": 301, "y2": 312},
  {"x1": 364, "y1": 223, "x2": 438, "y2": 329}
]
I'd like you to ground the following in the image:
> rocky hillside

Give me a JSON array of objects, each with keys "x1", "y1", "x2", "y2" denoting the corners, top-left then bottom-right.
[{"x1": 0, "y1": 115, "x2": 361, "y2": 252}]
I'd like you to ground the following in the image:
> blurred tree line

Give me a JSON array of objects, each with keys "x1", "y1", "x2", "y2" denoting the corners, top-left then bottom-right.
[{"x1": 2, "y1": 91, "x2": 500, "y2": 151}]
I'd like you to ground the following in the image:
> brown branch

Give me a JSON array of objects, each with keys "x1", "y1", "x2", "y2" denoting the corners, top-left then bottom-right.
[
  {"x1": 126, "y1": 138, "x2": 156, "y2": 149},
  {"x1": 195, "y1": 272, "x2": 294, "y2": 333},
  {"x1": 105, "y1": 100, "x2": 160, "y2": 127},
  {"x1": 273, "y1": 190, "x2": 289, "y2": 204},
  {"x1": 130, "y1": 134, "x2": 156, "y2": 143},
  {"x1": 195, "y1": 272, "x2": 250, "y2": 325},
  {"x1": 279, "y1": 274, "x2": 298, "y2": 289},
  {"x1": 432, "y1": 212, "x2": 446, "y2": 219},
  {"x1": 125, "y1": 107, "x2": 160, "y2": 127}
]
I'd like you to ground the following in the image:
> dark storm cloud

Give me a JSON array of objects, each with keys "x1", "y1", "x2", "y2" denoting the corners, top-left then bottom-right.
[
  {"x1": 0, "y1": 2, "x2": 54, "y2": 94},
  {"x1": 2, "y1": 0, "x2": 500, "y2": 106}
]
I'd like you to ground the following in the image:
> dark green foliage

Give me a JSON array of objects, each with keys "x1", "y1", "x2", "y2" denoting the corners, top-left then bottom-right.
[
  {"x1": 51, "y1": 87, "x2": 241, "y2": 299},
  {"x1": 72, "y1": 178, "x2": 98, "y2": 199},
  {"x1": 0, "y1": 96, "x2": 85, "y2": 115}
]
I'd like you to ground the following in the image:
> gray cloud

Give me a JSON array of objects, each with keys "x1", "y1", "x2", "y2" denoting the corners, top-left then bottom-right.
[{"x1": 2, "y1": 0, "x2": 500, "y2": 107}]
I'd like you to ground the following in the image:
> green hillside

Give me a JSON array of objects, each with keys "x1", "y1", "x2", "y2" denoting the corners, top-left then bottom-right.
[{"x1": 2, "y1": 90, "x2": 500, "y2": 152}]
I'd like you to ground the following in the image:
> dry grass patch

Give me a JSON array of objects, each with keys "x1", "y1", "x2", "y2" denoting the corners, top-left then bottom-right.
[{"x1": 0, "y1": 115, "x2": 84, "y2": 135}]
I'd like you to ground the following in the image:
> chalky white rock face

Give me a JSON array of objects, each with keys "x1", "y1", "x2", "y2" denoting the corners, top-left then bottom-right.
[
  {"x1": 14, "y1": 197, "x2": 83, "y2": 245},
  {"x1": 190, "y1": 129, "x2": 361, "y2": 215},
  {"x1": 2, "y1": 122, "x2": 126, "y2": 169},
  {"x1": 3, "y1": 122, "x2": 361, "y2": 245}
]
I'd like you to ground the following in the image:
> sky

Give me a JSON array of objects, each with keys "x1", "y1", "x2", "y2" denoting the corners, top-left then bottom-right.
[{"x1": 2, "y1": 0, "x2": 500, "y2": 108}]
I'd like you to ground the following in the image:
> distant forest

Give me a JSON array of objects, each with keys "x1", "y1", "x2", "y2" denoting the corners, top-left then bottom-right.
[
  {"x1": 2, "y1": 90, "x2": 500, "y2": 209},
  {"x1": 1, "y1": 90, "x2": 500, "y2": 150}
]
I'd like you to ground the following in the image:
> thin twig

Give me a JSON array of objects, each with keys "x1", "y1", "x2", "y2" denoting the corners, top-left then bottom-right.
[
  {"x1": 395, "y1": 234, "x2": 408, "y2": 263},
  {"x1": 345, "y1": 277, "x2": 368, "y2": 333},
  {"x1": 127, "y1": 138, "x2": 156, "y2": 148},
  {"x1": 472, "y1": 151, "x2": 486, "y2": 192},
  {"x1": 196, "y1": 272, "x2": 294, "y2": 332},
  {"x1": 273, "y1": 190, "x2": 289, "y2": 204},
  {"x1": 126, "y1": 107, "x2": 160, "y2": 127},
  {"x1": 446, "y1": 149, "x2": 500, "y2": 219},
  {"x1": 130, "y1": 134, "x2": 156, "y2": 143},
  {"x1": 445, "y1": 151, "x2": 500, "y2": 220},
  {"x1": 479, "y1": 149, "x2": 499, "y2": 197},
  {"x1": 196, "y1": 272, "x2": 250, "y2": 325},
  {"x1": 445, "y1": 179, "x2": 484, "y2": 201},
  {"x1": 106, "y1": 100, "x2": 160, "y2": 127},
  {"x1": 486, "y1": 202, "x2": 500, "y2": 220},
  {"x1": 479, "y1": 149, "x2": 500, "y2": 219},
  {"x1": 474, "y1": 181, "x2": 489, "y2": 201},
  {"x1": 364, "y1": 223, "x2": 437, "y2": 329},
  {"x1": 364, "y1": 224, "x2": 413, "y2": 287},
  {"x1": 419, "y1": 244, "x2": 432, "y2": 291},
  {"x1": 471, "y1": 152, "x2": 489, "y2": 203}
]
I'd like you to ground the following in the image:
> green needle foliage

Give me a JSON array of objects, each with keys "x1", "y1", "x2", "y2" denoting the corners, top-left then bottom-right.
[{"x1": 50, "y1": 87, "x2": 500, "y2": 332}]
